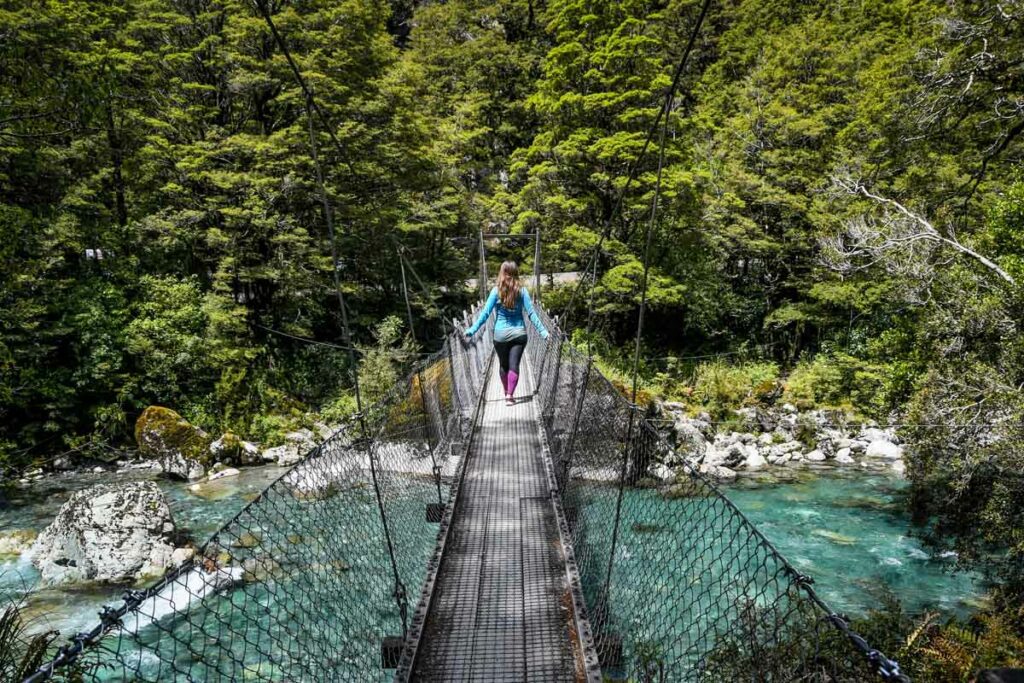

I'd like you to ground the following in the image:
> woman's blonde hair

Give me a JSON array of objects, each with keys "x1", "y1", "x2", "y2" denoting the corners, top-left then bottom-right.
[{"x1": 497, "y1": 261, "x2": 521, "y2": 309}]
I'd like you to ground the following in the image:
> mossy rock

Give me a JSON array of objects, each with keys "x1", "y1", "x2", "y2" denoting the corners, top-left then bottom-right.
[
  {"x1": 232, "y1": 532, "x2": 261, "y2": 549},
  {"x1": 210, "y1": 431, "x2": 243, "y2": 465},
  {"x1": 241, "y1": 557, "x2": 284, "y2": 583},
  {"x1": 135, "y1": 406, "x2": 213, "y2": 468}
]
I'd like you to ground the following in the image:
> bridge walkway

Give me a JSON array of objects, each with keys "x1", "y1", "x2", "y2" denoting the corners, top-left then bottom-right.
[{"x1": 405, "y1": 353, "x2": 584, "y2": 681}]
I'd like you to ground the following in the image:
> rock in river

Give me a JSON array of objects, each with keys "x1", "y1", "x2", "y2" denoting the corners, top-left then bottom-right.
[
  {"x1": 699, "y1": 464, "x2": 738, "y2": 481},
  {"x1": 29, "y1": 481, "x2": 184, "y2": 587},
  {"x1": 865, "y1": 440, "x2": 903, "y2": 461},
  {"x1": 0, "y1": 529, "x2": 37, "y2": 556},
  {"x1": 135, "y1": 406, "x2": 212, "y2": 480},
  {"x1": 804, "y1": 449, "x2": 827, "y2": 462},
  {"x1": 209, "y1": 431, "x2": 257, "y2": 466},
  {"x1": 264, "y1": 429, "x2": 320, "y2": 467}
]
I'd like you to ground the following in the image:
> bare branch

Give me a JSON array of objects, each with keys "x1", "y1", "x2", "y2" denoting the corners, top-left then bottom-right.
[{"x1": 823, "y1": 177, "x2": 1015, "y2": 286}]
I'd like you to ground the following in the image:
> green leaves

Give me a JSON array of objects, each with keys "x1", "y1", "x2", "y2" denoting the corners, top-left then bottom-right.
[{"x1": 0, "y1": 0, "x2": 460, "y2": 468}]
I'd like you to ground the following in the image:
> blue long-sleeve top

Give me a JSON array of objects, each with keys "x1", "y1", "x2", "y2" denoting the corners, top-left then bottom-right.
[{"x1": 467, "y1": 287, "x2": 549, "y2": 341}]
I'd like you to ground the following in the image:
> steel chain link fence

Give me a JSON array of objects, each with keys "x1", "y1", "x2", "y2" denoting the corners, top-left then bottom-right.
[
  {"x1": 24, "y1": 310, "x2": 493, "y2": 683},
  {"x1": 24, "y1": 300, "x2": 908, "y2": 682},
  {"x1": 524, "y1": 307, "x2": 908, "y2": 682}
]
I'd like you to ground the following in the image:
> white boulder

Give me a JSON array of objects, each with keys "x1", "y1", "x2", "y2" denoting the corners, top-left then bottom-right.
[
  {"x1": 865, "y1": 440, "x2": 903, "y2": 460},
  {"x1": 52, "y1": 457, "x2": 75, "y2": 471},
  {"x1": 699, "y1": 464, "x2": 738, "y2": 481},
  {"x1": 263, "y1": 429, "x2": 319, "y2": 467},
  {"x1": 313, "y1": 422, "x2": 338, "y2": 441},
  {"x1": 285, "y1": 429, "x2": 317, "y2": 450},
  {"x1": 861, "y1": 427, "x2": 898, "y2": 444},
  {"x1": 29, "y1": 482, "x2": 182, "y2": 587},
  {"x1": 651, "y1": 463, "x2": 675, "y2": 482},
  {"x1": 745, "y1": 452, "x2": 768, "y2": 470},
  {"x1": 263, "y1": 445, "x2": 302, "y2": 467},
  {"x1": 673, "y1": 422, "x2": 708, "y2": 459}
]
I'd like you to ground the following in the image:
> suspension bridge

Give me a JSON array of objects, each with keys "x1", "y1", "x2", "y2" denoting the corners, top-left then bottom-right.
[
  {"x1": 24, "y1": 303, "x2": 909, "y2": 682},
  {"x1": 21, "y1": 0, "x2": 914, "y2": 679}
]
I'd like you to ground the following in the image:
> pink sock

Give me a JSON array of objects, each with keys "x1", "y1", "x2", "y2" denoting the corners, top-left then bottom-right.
[
  {"x1": 499, "y1": 370, "x2": 509, "y2": 393},
  {"x1": 507, "y1": 370, "x2": 519, "y2": 396}
]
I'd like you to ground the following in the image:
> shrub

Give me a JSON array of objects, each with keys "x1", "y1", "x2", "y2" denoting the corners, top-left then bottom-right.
[
  {"x1": 783, "y1": 351, "x2": 892, "y2": 416},
  {"x1": 358, "y1": 316, "x2": 417, "y2": 405},
  {"x1": 783, "y1": 354, "x2": 846, "y2": 410},
  {"x1": 904, "y1": 360, "x2": 1024, "y2": 611},
  {"x1": 690, "y1": 360, "x2": 780, "y2": 416},
  {"x1": 319, "y1": 393, "x2": 358, "y2": 425},
  {"x1": 703, "y1": 592, "x2": 1024, "y2": 683}
]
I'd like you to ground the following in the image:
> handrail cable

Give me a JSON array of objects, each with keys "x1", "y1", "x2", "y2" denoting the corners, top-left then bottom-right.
[
  {"x1": 397, "y1": 246, "x2": 446, "y2": 506},
  {"x1": 600, "y1": 0, "x2": 713, "y2": 624},
  {"x1": 303, "y1": 91, "x2": 364, "y2": 425},
  {"x1": 262, "y1": 0, "x2": 409, "y2": 635}
]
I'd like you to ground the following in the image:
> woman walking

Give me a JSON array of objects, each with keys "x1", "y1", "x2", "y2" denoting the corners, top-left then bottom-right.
[{"x1": 465, "y1": 261, "x2": 549, "y2": 406}]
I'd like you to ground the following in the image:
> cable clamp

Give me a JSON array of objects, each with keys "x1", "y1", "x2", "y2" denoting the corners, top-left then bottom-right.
[
  {"x1": 99, "y1": 605, "x2": 122, "y2": 627},
  {"x1": 792, "y1": 572, "x2": 815, "y2": 586},
  {"x1": 122, "y1": 589, "x2": 147, "y2": 605}
]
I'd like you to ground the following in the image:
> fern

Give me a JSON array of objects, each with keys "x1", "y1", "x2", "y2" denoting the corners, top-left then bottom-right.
[{"x1": 913, "y1": 612, "x2": 1024, "y2": 682}]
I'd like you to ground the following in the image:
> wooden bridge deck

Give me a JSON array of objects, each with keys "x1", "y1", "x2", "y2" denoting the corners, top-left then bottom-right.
[{"x1": 406, "y1": 354, "x2": 584, "y2": 681}]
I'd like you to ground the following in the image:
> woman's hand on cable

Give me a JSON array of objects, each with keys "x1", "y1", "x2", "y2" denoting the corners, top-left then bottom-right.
[
  {"x1": 541, "y1": 330, "x2": 550, "y2": 340},
  {"x1": 464, "y1": 328, "x2": 474, "y2": 339}
]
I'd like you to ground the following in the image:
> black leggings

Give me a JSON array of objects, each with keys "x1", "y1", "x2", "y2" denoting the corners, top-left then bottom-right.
[{"x1": 494, "y1": 335, "x2": 527, "y2": 375}]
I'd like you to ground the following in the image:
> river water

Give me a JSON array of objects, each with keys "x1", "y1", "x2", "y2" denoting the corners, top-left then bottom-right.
[
  {"x1": 725, "y1": 468, "x2": 986, "y2": 616},
  {"x1": 0, "y1": 465, "x2": 985, "y2": 649},
  {"x1": 0, "y1": 466, "x2": 288, "y2": 639}
]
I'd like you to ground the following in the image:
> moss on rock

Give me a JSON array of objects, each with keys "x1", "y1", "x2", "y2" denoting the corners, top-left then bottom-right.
[
  {"x1": 210, "y1": 431, "x2": 242, "y2": 464},
  {"x1": 135, "y1": 406, "x2": 211, "y2": 464}
]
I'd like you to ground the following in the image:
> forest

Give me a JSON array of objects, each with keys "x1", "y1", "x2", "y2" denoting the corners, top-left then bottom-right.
[{"x1": 2, "y1": 0, "x2": 1024, "y2": 678}]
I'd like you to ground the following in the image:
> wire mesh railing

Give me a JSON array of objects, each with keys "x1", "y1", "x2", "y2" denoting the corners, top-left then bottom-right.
[
  {"x1": 523, "y1": 306, "x2": 910, "y2": 683},
  {"x1": 23, "y1": 309, "x2": 493, "y2": 683},
  {"x1": 25, "y1": 296, "x2": 910, "y2": 682}
]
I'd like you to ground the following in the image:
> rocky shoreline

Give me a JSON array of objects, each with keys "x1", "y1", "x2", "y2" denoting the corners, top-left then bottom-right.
[
  {"x1": 13, "y1": 405, "x2": 342, "y2": 488},
  {"x1": 2, "y1": 405, "x2": 344, "y2": 592},
  {"x1": 657, "y1": 402, "x2": 906, "y2": 481}
]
